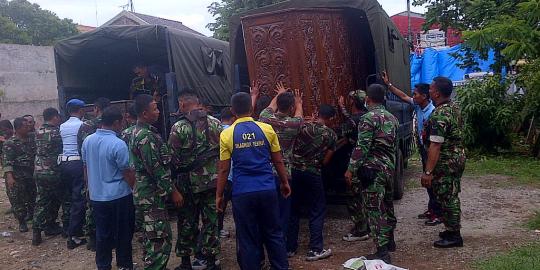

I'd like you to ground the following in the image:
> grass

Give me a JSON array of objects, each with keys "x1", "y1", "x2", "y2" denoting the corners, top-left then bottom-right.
[
  {"x1": 473, "y1": 243, "x2": 540, "y2": 270},
  {"x1": 465, "y1": 155, "x2": 540, "y2": 186},
  {"x1": 526, "y1": 211, "x2": 540, "y2": 230}
]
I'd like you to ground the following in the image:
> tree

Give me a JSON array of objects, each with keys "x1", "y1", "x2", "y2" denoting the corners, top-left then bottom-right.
[
  {"x1": 207, "y1": 0, "x2": 286, "y2": 41},
  {"x1": 0, "y1": 0, "x2": 79, "y2": 46}
]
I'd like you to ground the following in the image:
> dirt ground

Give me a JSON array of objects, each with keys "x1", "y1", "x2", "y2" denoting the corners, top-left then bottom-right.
[{"x1": 1, "y1": 162, "x2": 539, "y2": 270}]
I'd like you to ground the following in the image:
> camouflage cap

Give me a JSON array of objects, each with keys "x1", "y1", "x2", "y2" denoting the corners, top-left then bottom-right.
[{"x1": 348, "y1": 89, "x2": 366, "y2": 103}]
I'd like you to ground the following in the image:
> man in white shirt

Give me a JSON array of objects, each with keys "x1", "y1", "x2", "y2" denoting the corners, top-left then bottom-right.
[{"x1": 59, "y1": 99, "x2": 87, "y2": 249}]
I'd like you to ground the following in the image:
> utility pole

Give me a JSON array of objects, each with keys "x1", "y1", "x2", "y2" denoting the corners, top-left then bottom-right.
[
  {"x1": 121, "y1": 0, "x2": 134, "y2": 12},
  {"x1": 407, "y1": 0, "x2": 413, "y2": 47}
]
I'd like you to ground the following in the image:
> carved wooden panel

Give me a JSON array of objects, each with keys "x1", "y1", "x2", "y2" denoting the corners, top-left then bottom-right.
[{"x1": 241, "y1": 9, "x2": 355, "y2": 122}]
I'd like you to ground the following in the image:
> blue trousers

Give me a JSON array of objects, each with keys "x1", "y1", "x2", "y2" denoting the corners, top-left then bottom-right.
[
  {"x1": 274, "y1": 176, "x2": 291, "y2": 235},
  {"x1": 232, "y1": 190, "x2": 288, "y2": 270},
  {"x1": 92, "y1": 194, "x2": 135, "y2": 270},
  {"x1": 287, "y1": 169, "x2": 326, "y2": 253},
  {"x1": 61, "y1": 160, "x2": 85, "y2": 237}
]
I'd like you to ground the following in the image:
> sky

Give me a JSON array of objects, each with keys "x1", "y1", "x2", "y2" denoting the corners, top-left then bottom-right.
[{"x1": 27, "y1": 0, "x2": 426, "y2": 36}]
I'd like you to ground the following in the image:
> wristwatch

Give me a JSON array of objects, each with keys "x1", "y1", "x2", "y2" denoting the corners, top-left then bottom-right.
[
  {"x1": 424, "y1": 171, "x2": 432, "y2": 175},
  {"x1": 388, "y1": 82, "x2": 393, "y2": 87}
]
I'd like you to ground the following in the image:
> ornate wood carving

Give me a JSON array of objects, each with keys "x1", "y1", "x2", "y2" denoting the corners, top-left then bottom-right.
[{"x1": 241, "y1": 9, "x2": 356, "y2": 122}]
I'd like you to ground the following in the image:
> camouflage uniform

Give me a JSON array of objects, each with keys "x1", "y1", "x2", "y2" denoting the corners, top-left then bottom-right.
[
  {"x1": 339, "y1": 94, "x2": 369, "y2": 235},
  {"x1": 259, "y1": 107, "x2": 304, "y2": 175},
  {"x1": 129, "y1": 122, "x2": 174, "y2": 270},
  {"x1": 347, "y1": 104, "x2": 398, "y2": 248},
  {"x1": 120, "y1": 124, "x2": 143, "y2": 231},
  {"x1": 168, "y1": 109, "x2": 222, "y2": 259},
  {"x1": 291, "y1": 122, "x2": 337, "y2": 175},
  {"x1": 77, "y1": 117, "x2": 101, "y2": 239},
  {"x1": 2, "y1": 135, "x2": 37, "y2": 222},
  {"x1": 33, "y1": 123, "x2": 69, "y2": 230},
  {"x1": 423, "y1": 101, "x2": 466, "y2": 232}
]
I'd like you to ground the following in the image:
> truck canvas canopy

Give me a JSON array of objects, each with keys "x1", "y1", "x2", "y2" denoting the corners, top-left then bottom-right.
[{"x1": 54, "y1": 25, "x2": 232, "y2": 112}]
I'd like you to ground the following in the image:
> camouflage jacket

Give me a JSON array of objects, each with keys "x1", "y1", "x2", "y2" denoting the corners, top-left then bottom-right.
[
  {"x1": 34, "y1": 123, "x2": 62, "y2": 175},
  {"x1": 168, "y1": 109, "x2": 222, "y2": 193},
  {"x1": 128, "y1": 122, "x2": 174, "y2": 206},
  {"x1": 292, "y1": 122, "x2": 337, "y2": 175},
  {"x1": 424, "y1": 101, "x2": 466, "y2": 176},
  {"x1": 120, "y1": 124, "x2": 136, "y2": 145},
  {"x1": 341, "y1": 108, "x2": 367, "y2": 145},
  {"x1": 130, "y1": 73, "x2": 165, "y2": 98},
  {"x1": 77, "y1": 117, "x2": 101, "y2": 153},
  {"x1": 348, "y1": 105, "x2": 398, "y2": 177},
  {"x1": 2, "y1": 135, "x2": 36, "y2": 179},
  {"x1": 259, "y1": 107, "x2": 303, "y2": 175}
]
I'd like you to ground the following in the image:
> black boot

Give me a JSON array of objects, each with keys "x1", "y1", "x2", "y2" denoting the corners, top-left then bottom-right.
[
  {"x1": 434, "y1": 231, "x2": 463, "y2": 248},
  {"x1": 87, "y1": 235, "x2": 96, "y2": 252},
  {"x1": 19, "y1": 219, "x2": 29, "y2": 233},
  {"x1": 32, "y1": 229, "x2": 42, "y2": 246},
  {"x1": 174, "y1": 256, "x2": 192, "y2": 270},
  {"x1": 206, "y1": 255, "x2": 221, "y2": 270},
  {"x1": 439, "y1": 230, "x2": 452, "y2": 239},
  {"x1": 387, "y1": 231, "x2": 396, "y2": 252},
  {"x1": 44, "y1": 223, "x2": 63, "y2": 236},
  {"x1": 366, "y1": 246, "x2": 391, "y2": 264},
  {"x1": 61, "y1": 222, "x2": 69, "y2": 238}
]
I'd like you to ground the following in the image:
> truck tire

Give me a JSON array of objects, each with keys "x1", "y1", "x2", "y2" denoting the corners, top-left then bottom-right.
[{"x1": 393, "y1": 149, "x2": 404, "y2": 200}]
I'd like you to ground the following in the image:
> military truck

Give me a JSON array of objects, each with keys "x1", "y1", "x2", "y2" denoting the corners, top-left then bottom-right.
[
  {"x1": 229, "y1": 0, "x2": 414, "y2": 200},
  {"x1": 54, "y1": 25, "x2": 232, "y2": 136}
]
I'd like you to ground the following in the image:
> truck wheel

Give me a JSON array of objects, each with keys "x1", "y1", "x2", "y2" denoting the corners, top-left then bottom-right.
[{"x1": 393, "y1": 149, "x2": 404, "y2": 200}]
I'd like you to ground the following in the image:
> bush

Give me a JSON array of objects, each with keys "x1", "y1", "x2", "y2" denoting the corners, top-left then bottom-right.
[{"x1": 455, "y1": 75, "x2": 521, "y2": 152}]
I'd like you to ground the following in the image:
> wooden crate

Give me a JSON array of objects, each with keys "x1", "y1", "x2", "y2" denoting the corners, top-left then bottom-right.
[{"x1": 241, "y1": 8, "x2": 358, "y2": 120}]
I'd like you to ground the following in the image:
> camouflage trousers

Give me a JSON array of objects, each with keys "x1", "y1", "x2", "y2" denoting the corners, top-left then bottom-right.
[
  {"x1": 32, "y1": 172, "x2": 70, "y2": 230},
  {"x1": 175, "y1": 188, "x2": 220, "y2": 258},
  {"x1": 347, "y1": 182, "x2": 369, "y2": 234},
  {"x1": 432, "y1": 174, "x2": 461, "y2": 232},
  {"x1": 82, "y1": 185, "x2": 95, "y2": 238},
  {"x1": 5, "y1": 175, "x2": 36, "y2": 221},
  {"x1": 139, "y1": 201, "x2": 172, "y2": 270},
  {"x1": 361, "y1": 171, "x2": 396, "y2": 248}
]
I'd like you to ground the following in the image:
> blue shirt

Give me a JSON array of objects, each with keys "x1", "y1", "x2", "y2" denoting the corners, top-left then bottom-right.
[
  {"x1": 82, "y1": 129, "x2": 132, "y2": 202},
  {"x1": 410, "y1": 99, "x2": 435, "y2": 145},
  {"x1": 220, "y1": 117, "x2": 281, "y2": 196},
  {"x1": 60, "y1": 116, "x2": 83, "y2": 156}
]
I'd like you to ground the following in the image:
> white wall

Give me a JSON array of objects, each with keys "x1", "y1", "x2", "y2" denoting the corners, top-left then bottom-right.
[{"x1": 0, "y1": 43, "x2": 58, "y2": 124}]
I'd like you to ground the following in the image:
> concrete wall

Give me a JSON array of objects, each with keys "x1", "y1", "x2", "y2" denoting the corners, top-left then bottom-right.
[{"x1": 0, "y1": 43, "x2": 58, "y2": 124}]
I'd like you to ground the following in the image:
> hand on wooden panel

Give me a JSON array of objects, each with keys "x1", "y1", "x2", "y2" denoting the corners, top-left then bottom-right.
[
  {"x1": 293, "y1": 89, "x2": 303, "y2": 106},
  {"x1": 381, "y1": 70, "x2": 390, "y2": 85},
  {"x1": 250, "y1": 80, "x2": 261, "y2": 97},
  {"x1": 275, "y1": 81, "x2": 288, "y2": 95},
  {"x1": 338, "y1": 96, "x2": 345, "y2": 108}
]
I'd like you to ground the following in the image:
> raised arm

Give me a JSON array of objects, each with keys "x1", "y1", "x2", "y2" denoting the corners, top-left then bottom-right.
[{"x1": 382, "y1": 71, "x2": 412, "y2": 104}]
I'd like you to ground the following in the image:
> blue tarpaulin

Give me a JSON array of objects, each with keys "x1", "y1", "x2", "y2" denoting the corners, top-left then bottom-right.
[{"x1": 410, "y1": 44, "x2": 497, "y2": 89}]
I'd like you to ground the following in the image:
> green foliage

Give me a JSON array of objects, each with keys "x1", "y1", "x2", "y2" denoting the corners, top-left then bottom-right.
[
  {"x1": 526, "y1": 211, "x2": 540, "y2": 230},
  {"x1": 207, "y1": 0, "x2": 286, "y2": 41},
  {"x1": 456, "y1": 76, "x2": 521, "y2": 151},
  {"x1": 465, "y1": 155, "x2": 540, "y2": 185},
  {"x1": 473, "y1": 243, "x2": 540, "y2": 270},
  {"x1": 0, "y1": 0, "x2": 79, "y2": 46}
]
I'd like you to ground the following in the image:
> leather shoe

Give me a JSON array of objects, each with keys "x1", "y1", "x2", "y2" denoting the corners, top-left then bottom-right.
[
  {"x1": 366, "y1": 246, "x2": 391, "y2": 264},
  {"x1": 425, "y1": 217, "x2": 443, "y2": 226},
  {"x1": 434, "y1": 234, "x2": 463, "y2": 248}
]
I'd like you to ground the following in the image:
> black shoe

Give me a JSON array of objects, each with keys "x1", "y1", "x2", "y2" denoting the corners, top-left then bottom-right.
[
  {"x1": 32, "y1": 229, "x2": 42, "y2": 246},
  {"x1": 44, "y1": 224, "x2": 64, "y2": 236},
  {"x1": 417, "y1": 210, "x2": 431, "y2": 219},
  {"x1": 387, "y1": 232, "x2": 396, "y2": 252},
  {"x1": 87, "y1": 236, "x2": 96, "y2": 252},
  {"x1": 425, "y1": 217, "x2": 443, "y2": 226},
  {"x1": 19, "y1": 221, "x2": 29, "y2": 232},
  {"x1": 366, "y1": 246, "x2": 391, "y2": 264},
  {"x1": 67, "y1": 237, "x2": 87, "y2": 249},
  {"x1": 439, "y1": 230, "x2": 452, "y2": 239},
  {"x1": 174, "y1": 256, "x2": 192, "y2": 270},
  {"x1": 434, "y1": 232, "x2": 463, "y2": 248}
]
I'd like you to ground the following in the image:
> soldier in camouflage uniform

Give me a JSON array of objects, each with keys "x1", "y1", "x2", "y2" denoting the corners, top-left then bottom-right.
[
  {"x1": 77, "y1": 97, "x2": 110, "y2": 251},
  {"x1": 169, "y1": 92, "x2": 222, "y2": 270},
  {"x1": 2, "y1": 117, "x2": 36, "y2": 232},
  {"x1": 345, "y1": 84, "x2": 399, "y2": 264},
  {"x1": 257, "y1": 82, "x2": 304, "y2": 234},
  {"x1": 421, "y1": 77, "x2": 466, "y2": 248},
  {"x1": 129, "y1": 94, "x2": 183, "y2": 270},
  {"x1": 0, "y1": 120, "x2": 14, "y2": 166},
  {"x1": 32, "y1": 108, "x2": 67, "y2": 245},
  {"x1": 287, "y1": 104, "x2": 337, "y2": 261},
  {"x1": 338, "y1": 90, "x2": 371, "y2": 242}
]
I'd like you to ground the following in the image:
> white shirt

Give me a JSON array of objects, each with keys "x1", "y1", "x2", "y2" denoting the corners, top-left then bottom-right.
[{"x1": 60, "y1": 116, "x2": 83, "y2": 156}]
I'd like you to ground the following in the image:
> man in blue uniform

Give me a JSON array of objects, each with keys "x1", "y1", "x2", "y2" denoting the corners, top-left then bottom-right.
[{"x1": 217, "y1": 92, "x2": 291, "y2": 270}]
